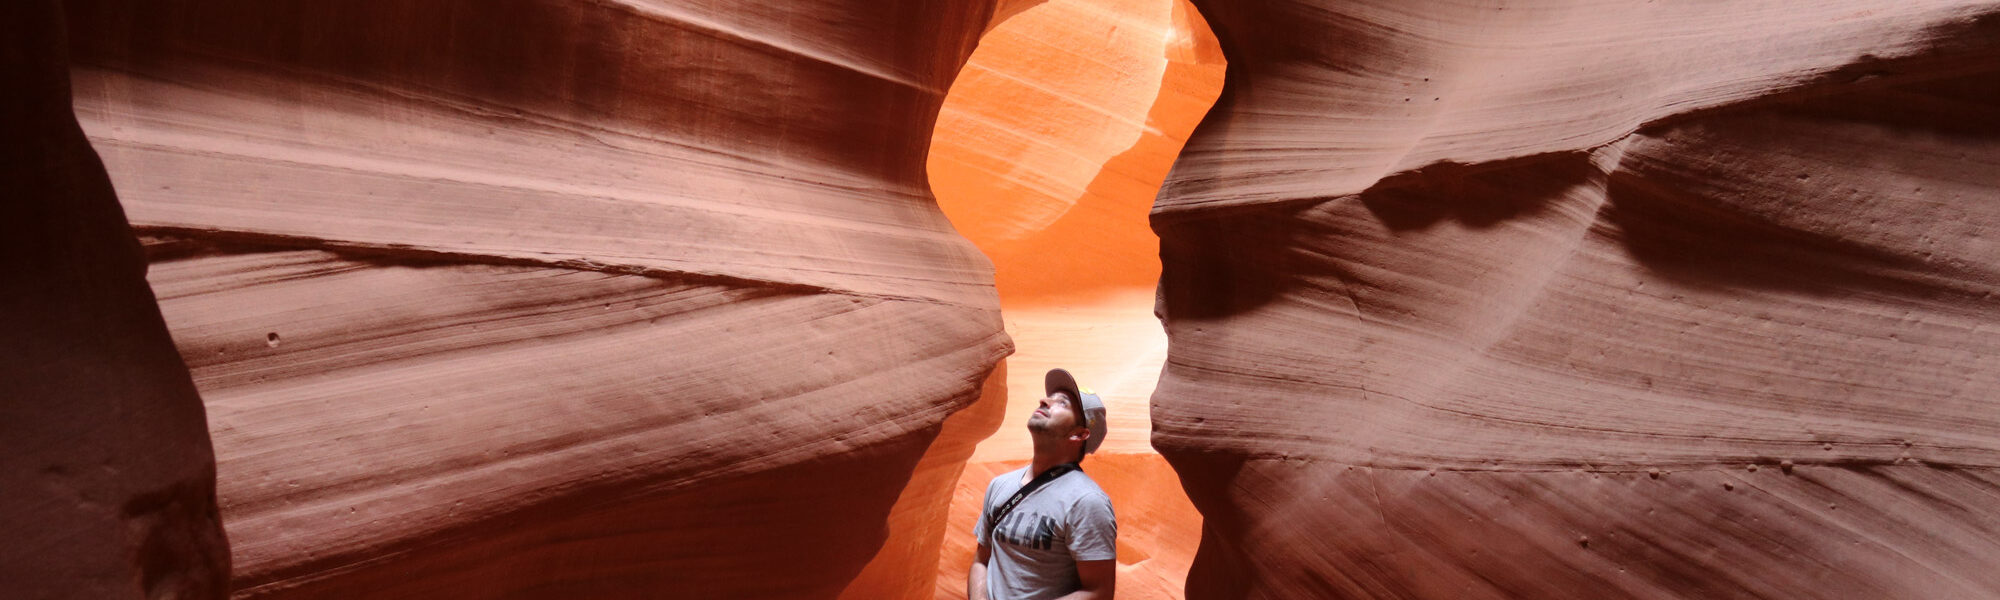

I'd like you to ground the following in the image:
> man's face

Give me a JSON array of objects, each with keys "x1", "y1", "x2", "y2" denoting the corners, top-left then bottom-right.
[{"x1": 1028, "y1": 391, "x2": 1082, "y2": 436}]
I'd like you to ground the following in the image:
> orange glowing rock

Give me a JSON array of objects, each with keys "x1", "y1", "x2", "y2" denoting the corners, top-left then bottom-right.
[{"x1": 920, "y1": 0, "x2": 1225, "y2": 598}]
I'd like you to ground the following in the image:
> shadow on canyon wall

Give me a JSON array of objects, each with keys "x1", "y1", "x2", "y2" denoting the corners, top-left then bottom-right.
[{"x1": 3, "y1": 3, "x2": 229, "y2": 598}]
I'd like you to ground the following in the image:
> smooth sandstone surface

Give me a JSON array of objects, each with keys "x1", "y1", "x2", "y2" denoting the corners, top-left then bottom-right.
[
  {"x1": 1156, "y1": 0, "x2": 2000, "y2": 598},
  {"x1": 23, "y1": 0, "x2": 2000, "y2": 597},
  {"x1": 59, "y1": 0, "x2": 1015, "y2": 597}
]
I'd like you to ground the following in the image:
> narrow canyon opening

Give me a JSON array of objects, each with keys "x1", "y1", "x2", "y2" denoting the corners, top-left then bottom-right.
[{"x1": 917, "y1": 0, "x2": 1224, "y2": 597}]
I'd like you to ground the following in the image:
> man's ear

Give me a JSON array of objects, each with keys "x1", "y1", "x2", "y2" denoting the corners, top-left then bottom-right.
[{"x1": 1071, "y1": 427, "x2": 1091, "y2": 443}]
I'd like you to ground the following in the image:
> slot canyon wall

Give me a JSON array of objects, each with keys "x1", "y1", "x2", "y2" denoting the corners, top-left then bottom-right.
[
  {"x1": 3, "y1": 3, "x2": 229, "y2": 598},
  {"x1": 14, "y1": 0, "x2": 2000, "y2": 598},
  {"x1": 1154, "y1": 1, "x2": 2000, "y2": 599},
  {"x1": 24, "y1": 0, "x2": 1043, "y2": 597}
]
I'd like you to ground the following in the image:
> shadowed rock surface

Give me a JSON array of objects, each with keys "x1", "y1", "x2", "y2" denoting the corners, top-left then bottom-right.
[
  {"x1": 57, "y1": 0, "x2": 1018, "y2": 597},
  {"x1": 21, "y1": 0, "x2": 2000, "y2": 597},
  {"x1": 1155, "y1": 1, "x2": 2000, "y2": 598},
  {"x1": 3, "y1": 3, "x2": 229, "y2": 598}
]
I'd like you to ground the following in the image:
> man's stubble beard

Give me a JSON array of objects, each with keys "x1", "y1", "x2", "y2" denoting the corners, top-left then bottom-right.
[{"x1": 1026, "y1": 416, "x2": 1052, "y2": 434}]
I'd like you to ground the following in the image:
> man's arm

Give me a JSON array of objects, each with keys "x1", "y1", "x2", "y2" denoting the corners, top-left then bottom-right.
[
  {"x1": 1054, "y1": 559, "x2": 1115, "y2": 600},
  {"x1": 968, "y1": 542, "x2": 991, "y2": 600}
]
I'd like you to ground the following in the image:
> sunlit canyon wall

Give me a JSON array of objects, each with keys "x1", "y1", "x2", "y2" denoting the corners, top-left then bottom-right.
[
  {"x1": 920, "y1": 0, "x2": 1222, "y2": 598},
  {"x1": 1155, "y1": 1, "x2": 2000, "y2": 598},
  {"x1": 17, "y1": 0, "x2": 2000, "y2": 598},
  {"x1": 26, "y1": 0, "x2": 1220, "y2": 596}
]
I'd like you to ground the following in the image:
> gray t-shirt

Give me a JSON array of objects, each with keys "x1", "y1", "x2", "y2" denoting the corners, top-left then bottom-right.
[{"x1": 975, "y1": 466, "x2": 1117, "y2": 600}]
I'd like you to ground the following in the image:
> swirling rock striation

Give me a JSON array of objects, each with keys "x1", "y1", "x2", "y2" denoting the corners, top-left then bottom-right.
[
  {"x1": 1155, "y1": 1, "x2": 2000, "y2": 598},
  {"x1": 59, "y1": 0, "x2": 1016, "y2": 597}
]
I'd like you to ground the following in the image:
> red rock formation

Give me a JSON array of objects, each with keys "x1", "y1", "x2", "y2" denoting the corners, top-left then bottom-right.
[
  {"x1": 1155, "y1": 1, "x2": 2000, "y2": 598},
  {"x1": 2, "y1": 3, "x2": 230, "y2": 598},
  {"x1": 58, "y1": 0, "x2": 1017, "y2": 596},
  {"x1": 838, "y1": 363, "x2": 1010, "y2": 600},
  {"x1": 32, "y1": 0, "x2": 1996, "y2": 597}
]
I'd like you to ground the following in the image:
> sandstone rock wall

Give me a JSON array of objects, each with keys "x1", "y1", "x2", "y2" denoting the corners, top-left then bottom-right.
[
  {"x1": 55, "y1": 0, "x2": 1018, "y2": 596},
  {"x1": 4, "y1": 3, "x2": 231, "y2": 599},
  {"x1": 27, "y1": 0, "x2": 2000, "y2": 597},
  {"x1": 1154, "y1": 1, "x2": 2000, "y2": 598}
]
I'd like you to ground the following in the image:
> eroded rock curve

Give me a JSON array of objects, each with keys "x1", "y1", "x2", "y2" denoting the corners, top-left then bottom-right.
[{"x1": 1155, "y1": 1, "x2": 2000, "y2": 598}]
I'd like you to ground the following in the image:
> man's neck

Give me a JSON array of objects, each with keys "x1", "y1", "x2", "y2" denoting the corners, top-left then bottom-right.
[{"x1": 1025, "y1": 445, "x2": 1076, "y2": 483}]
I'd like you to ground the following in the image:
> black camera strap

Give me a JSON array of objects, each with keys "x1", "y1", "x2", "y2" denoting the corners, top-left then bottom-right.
[{"x1": 988, "y1": 463, "x2": 1080, "y2": 532}]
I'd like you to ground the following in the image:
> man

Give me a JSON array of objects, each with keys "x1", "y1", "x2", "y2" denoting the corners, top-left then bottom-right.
[{"x1": 969, "y1": 368, "x2": 1116, "y2": 600}]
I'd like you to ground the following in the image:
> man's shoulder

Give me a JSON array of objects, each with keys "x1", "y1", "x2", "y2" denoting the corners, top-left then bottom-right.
[
  {"x1": 1054, "y1": 471, "x2": 1115, "y2": 530},
  {"x1": 1056, "y1": 470, "x2": 1112, "y2": 505}
]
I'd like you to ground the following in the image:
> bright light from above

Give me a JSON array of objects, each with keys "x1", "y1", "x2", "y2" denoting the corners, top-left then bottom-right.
[{"x1": 925, "y1": 0, "x2": 1224, "y2": 597}]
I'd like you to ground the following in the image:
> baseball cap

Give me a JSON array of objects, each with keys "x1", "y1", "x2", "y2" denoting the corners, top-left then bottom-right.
[{"x1": 1044, "y1": 368, "x2": 1107, "y2": 455}]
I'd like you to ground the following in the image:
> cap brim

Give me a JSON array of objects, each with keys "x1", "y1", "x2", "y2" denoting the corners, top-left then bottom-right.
[
  {"x1": 1045, "y1": 368, "x2": 1082, "y2": 402},
  {"x1": 1044, "y1": 368, "x2": 1086, "y2": 426}
]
